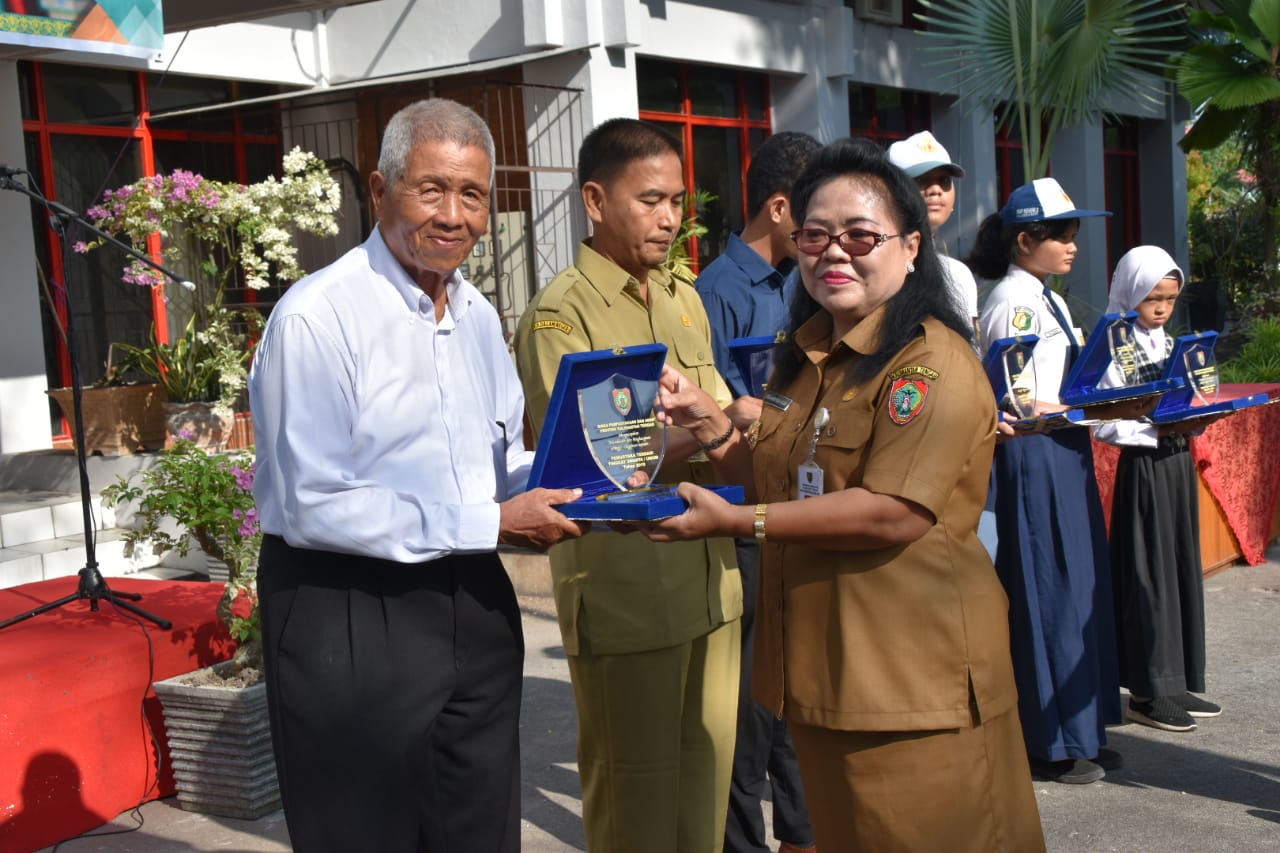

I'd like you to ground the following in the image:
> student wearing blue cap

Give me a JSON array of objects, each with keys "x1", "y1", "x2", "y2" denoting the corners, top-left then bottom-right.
[{"x1": 969, "y1": 178, "x2": 1123, "y2": 785}]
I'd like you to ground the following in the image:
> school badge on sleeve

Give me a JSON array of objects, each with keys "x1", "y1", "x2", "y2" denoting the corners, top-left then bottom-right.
[
  {"x1": 1012, "y1": 306, "x2": 1035, "y2": 332},
  {"x1": 888, "y1": 378, "x2": 929, "y2": 425}
]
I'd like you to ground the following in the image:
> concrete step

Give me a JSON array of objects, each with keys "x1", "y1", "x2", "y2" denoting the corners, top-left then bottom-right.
[{"x1": 0, "y1": 489, "x2": 207, "y2": 590}]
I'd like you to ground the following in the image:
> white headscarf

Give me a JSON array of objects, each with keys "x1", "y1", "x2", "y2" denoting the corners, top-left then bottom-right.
[{"x1": 1107, "y1": 245, "x2": 1184, "y2": 314}]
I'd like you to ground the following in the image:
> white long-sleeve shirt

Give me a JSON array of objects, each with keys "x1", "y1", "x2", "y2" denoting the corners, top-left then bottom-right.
[{"x1": 248, "y1": 227, "x2": 533, "y2": 563}]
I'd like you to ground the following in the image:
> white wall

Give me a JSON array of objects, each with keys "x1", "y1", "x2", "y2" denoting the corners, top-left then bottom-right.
[{"x1": 0, "y1": 62, "x2": 55, "y2": 454}]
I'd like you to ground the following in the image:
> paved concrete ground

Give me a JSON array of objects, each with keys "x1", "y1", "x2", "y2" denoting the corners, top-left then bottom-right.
[{"x1": 37, "y1": 547, "x2": 1280, "y2": 852}]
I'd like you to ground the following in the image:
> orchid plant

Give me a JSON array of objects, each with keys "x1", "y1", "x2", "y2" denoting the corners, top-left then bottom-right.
[{"x1": 77, "y1": 147, "x2": 342, "y2": 415}]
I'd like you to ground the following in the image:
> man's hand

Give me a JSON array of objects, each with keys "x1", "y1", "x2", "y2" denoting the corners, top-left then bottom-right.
[{"x1": 498, "y1": 488, "x2": 590, "y2": 551}]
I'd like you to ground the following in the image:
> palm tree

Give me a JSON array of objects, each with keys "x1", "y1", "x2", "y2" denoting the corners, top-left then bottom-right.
[
  {"x1": 917, "y1": 0, "x2": 1186, "y2": 182},
  {"x1": 1176, "y1": 0, "x2": 1280, "y2": 289}
]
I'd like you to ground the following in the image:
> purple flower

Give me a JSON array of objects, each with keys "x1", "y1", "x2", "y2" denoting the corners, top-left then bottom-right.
[
  {"x1": 232, "y1": 464, "x2": 255, "y2": 491},
  {"x1": 237, "y1": 507, "x2": 260, "y2": 538},
  {"x1": 86, "y1": 205, "x2": 107, "y2": 221},
  {"x1": 72, "y1": 241, "x2": 90, "y2": 254}
]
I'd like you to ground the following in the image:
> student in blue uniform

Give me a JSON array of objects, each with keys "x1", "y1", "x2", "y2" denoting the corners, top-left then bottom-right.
[
  {"x1": 970, "y1": 178, "x2": 1122, "y2": 785},
  {"x1": 1094, "y1": 245, "x2": 1222, "y2": 732}
]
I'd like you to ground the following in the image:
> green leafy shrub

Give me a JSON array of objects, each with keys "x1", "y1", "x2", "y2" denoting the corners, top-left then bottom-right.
[{"x1": 1220, "y1": 317, "x2": 1280, "y2": 384}]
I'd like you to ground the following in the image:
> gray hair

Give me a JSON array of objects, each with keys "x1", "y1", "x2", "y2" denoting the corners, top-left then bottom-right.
[{"x1": 377, "y1": 98, "x2": 496, "y2": 186}]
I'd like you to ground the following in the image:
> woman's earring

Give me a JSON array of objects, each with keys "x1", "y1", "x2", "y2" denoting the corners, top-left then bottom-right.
[{"x1": 906, "y1": 262, "x2": 916, "y2": 274}]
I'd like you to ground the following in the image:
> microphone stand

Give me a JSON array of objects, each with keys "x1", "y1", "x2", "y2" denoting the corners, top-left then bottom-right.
[{"x1": 0, "y1": 170, "x2": 178, "y2": 631}]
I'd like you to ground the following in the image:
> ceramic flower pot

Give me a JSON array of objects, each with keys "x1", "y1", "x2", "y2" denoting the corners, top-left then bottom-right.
[
  {"x1": 163, "y1": 401, "x2": 234, "y2": 450},
  {"x1": 48, "y1": 384, "x2": 167, "y2": 455}
]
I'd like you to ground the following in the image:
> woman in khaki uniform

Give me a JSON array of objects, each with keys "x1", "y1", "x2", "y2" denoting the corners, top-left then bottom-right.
[{"x1": 640, "y1": 137, "x2": 1044, "y2": 852}]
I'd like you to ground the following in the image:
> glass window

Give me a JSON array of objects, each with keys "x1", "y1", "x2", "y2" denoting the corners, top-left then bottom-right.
[
  {"x1": 637, "y1": 61, "x2": 683, "y2": 114},
  {"x1": 50, "y1": 135, "x2": 149, "y2": 388},
  {"x1": 693, "y1": 126, "x2": 745, "y2": 266},
  {"x1": 847, "y1": 85, "x2": 929, "y2": 144},
  {"x1": 42, "y1": 64, "x2": 137, "y2": 127},
  {"x1": 17, "y1": 61, "x2": 38, "y2": 121},
  {"x1": 687, "y1": 65, "x2": 740, "y2": 118}
]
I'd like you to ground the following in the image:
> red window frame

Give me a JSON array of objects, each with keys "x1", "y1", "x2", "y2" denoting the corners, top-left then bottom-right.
[
  {"x1": 20, "y1": 61, "x2": 281, "y2": 440},
  {"x1": 637, "y1": 61, "x2": 772, "y2": 271},
  {"x1": 847, "y1": 84, "x2": 931, "y2": 146}
]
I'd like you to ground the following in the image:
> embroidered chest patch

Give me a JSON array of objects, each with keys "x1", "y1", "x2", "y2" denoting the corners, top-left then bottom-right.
[
  {"x1": 1012, "y1": 306, "x2": 1035, "y2": 332},
  {"x1": 888, "y1": 378, "x2": 929, "y2": 425}
]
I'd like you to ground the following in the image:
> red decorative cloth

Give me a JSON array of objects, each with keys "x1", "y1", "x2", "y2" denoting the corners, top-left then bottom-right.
[
  {"x1": 0, "y1": 578, "x2": 233, "y2": 853},
  {"x1": 1092, "y1": 384, "x2": 1280, "y2": 565}
]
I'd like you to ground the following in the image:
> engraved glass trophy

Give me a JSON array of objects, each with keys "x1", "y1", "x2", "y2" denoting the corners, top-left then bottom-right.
[{"x1": 1182, "y1": 341, "x2": 1220, "y2": 406}]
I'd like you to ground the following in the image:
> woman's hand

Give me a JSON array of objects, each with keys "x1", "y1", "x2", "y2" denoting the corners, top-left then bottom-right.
[
  {"x1": 635, "y1": 482, "x2": 744, "y2": 543},
  {"x1": 657, "y1": 364, "x2": 733, "y2": 446}
]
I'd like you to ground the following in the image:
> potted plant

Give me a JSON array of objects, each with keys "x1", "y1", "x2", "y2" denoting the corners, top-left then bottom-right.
[
  {"x1": 75, "y1": 147, "x2": 342, "y2": 447},
  {"x1": 47, "y1": 349, "x2": 168, "y2": 455},
  {"x1": 102, "y1": 439, "x2": 273, "y2": 818}
]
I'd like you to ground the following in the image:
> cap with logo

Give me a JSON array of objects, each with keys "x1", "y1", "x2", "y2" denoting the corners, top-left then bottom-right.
[
  {"x1": 887, "y1": 131, "x2": 965, "y2": 180},
  {"x1": 1001, "y1": 177, "x2": 1112, "y2": 226}
]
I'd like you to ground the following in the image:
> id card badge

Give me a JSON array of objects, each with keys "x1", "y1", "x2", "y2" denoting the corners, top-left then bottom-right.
[{"x1": 797, "y1": 461, "x2": 824, "y2": 499}]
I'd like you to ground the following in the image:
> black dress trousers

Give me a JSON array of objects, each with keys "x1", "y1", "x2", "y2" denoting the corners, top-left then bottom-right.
[{"x1": 258, "y1": 535, "x2": 524, "y2": 853}]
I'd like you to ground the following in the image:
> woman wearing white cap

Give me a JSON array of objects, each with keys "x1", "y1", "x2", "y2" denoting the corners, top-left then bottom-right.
[
  {"x1": 969, "y1": 178, "x2": 1122, "y2": 785},
  {"x1": 887, "y1": 131, "x2": 979, "y2": 336}
]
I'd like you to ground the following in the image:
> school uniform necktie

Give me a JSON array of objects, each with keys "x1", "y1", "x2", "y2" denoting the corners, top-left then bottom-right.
[{"x1": 1042, "y1": 284, "x2": 1080, "y2": 369}]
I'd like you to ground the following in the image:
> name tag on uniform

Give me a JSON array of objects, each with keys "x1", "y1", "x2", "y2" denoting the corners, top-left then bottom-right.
[
  {"x1": 797, "y1": 461, "x2": 823, "y2": 499},
  {"x1": 763, "y1": 390, "x2": 793, "y2": 412}
]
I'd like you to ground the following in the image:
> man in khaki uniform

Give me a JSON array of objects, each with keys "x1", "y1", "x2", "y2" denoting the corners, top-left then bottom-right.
[{"x1": 513, "y1": 118, "x2": 742, "y2": 853}]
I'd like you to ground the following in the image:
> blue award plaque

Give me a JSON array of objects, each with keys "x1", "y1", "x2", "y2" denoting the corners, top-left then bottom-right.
[
  {"x1": 729, "y1": 333, "x2": 784, "y2": 398},
  {"x1": 1149, "y1": 332, "x2": 1270, "y2": 425},
  {"x1": 1058, "y1": 311, "x2": 1181, "y2": 407},
  {"x1": 526, "y1": 343, "x2": 745, "y2": 520},
  {"x1": 982, "y1": 334, "x2": 1090, "y2": 432}
]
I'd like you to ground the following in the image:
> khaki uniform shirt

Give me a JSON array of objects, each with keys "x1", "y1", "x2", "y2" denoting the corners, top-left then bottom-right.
[
  {"x1": 752, "y1": 306, "x2": 1018, "y2": 731},
  {"x1": 514, "y1": 241, "x2": 742, "y2": 656}
]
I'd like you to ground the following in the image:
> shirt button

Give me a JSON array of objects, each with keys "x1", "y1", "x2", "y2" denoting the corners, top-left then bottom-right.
[{"x1": 698, "y1": 351, "x2": 706, "y2": 361}]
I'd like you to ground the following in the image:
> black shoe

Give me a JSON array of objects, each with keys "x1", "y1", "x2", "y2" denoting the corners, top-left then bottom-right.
[
  {"x1": 1172, "y1": 692, "x2": 1222, "y2": 718},
  {"x1": 1126, "y1": 697, "x2": 1196, "y2": 732},
  {"x1": 1094, "y1": 747, "x2": 1123, "y2": 771},
  {"x1": 1029, "y1": 757, "x2": 1105, "y2": 784}
]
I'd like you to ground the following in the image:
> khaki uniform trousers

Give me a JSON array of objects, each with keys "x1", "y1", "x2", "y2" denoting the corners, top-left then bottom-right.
[
  {"x1": 568, "y1": 618, "x2": 741, "y2": 853},
  {"x1": 789, "y1": 705, "x2": 1046, "y2": 853}
]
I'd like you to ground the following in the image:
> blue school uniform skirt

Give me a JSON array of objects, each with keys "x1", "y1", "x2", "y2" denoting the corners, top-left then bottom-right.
[{"x1": 993, "y1": 428, "x2": 1122, "y2": 761}]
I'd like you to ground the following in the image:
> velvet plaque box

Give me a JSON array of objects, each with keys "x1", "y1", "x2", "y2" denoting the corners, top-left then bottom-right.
[
  {"x1": 1149, "y1": 331, "x2": 1271, "y2": 425},
  {"x1": 982, "y1": 334, "x2": 1088, "y2": 432},
  {"x1": 1058, "y1": 311, "x2": 1183, "y2": 407},
  {"x1": 729, "y1": 334, "x2": 781, "y2": 398},
  {"x1": 527, "y1": 343, "x2": 745, "y2": 520}
]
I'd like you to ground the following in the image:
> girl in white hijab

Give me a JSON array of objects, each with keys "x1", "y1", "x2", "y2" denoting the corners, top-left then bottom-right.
[{"x1": 1095, "y1": 245, "x2": 1221, "y2": 734}]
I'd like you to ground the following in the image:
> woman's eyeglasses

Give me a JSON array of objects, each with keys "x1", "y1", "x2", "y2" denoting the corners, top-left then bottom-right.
[{"x1": 790, "y1": 228, "x2": 904, "y2": 257}]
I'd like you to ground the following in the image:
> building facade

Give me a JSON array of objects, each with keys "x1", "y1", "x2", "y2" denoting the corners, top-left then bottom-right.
[{"x1": 0, "y1": 0, "x2": 1189, "y2": 453}]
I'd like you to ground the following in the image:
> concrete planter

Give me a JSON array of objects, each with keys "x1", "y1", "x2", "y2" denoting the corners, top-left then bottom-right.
[{"x1": 151, "y1": 660, "x2": 279, "y2": 819}]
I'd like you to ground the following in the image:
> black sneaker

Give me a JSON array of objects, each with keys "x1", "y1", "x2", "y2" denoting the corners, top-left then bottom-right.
[
  {"x1": 1126, "y1": 697, "x2": 1196, "y2": 732},
  {"x1": 1172, "y1": 692, "x2": 1222, "y2": 718},
  {"x1": 1029, "y1": 757, "x2": 1105, "y2": 784}
]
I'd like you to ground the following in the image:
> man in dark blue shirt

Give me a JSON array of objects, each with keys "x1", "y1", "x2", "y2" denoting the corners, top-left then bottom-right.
[{"x1": 696, "y1": 130, "x2": 820, "y2": 853}]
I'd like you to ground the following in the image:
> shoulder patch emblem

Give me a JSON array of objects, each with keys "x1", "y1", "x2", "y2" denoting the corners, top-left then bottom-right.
[
  {"x1": 888, "y1": 378, "x2": 929, "y2": 425},
  {"x1": 889, "y1": 365, "x2": 940, "y2": 381},
  {"x1": 1012, "y1": 306, "x2": 1035, "y2": 332},
  {"x1": 532, "y1": 319, "x2": 573, "y2": 335}
]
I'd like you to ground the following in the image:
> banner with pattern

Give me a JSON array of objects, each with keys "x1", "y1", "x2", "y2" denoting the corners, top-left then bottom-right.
[{"x1": 0, "y1": 1, "x2": 162, "y2": 60}]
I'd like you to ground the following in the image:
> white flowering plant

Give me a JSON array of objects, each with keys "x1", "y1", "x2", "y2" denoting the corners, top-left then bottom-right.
[{"x1": 77, "y1": 147, "x2": 342, "y2": 414}]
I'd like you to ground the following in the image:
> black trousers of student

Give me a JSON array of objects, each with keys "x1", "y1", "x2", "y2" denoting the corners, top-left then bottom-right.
[
  {"x1": 258, "y1": 535, "x2": 523, "y2": 853},
  {"x1": 1110, "y1": 437, "x2": 1207, "y2": 698},
  {"x1": 724, "y1": 539, "x2": 814, "y2": 853}
]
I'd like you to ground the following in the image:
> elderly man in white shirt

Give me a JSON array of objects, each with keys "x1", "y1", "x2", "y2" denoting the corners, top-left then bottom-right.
[{"x1": 249, "y1": 98, "x2": 586, "y2": 853}]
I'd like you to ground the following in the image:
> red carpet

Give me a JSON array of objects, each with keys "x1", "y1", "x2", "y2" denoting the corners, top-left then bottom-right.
[{"x1": 0, "y1": 577, "x2": 234, "y2": 853}]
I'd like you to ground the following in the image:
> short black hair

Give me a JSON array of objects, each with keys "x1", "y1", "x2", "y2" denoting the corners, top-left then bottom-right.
[
  {"x1": 746, "y1": 131, "x2": 821, "y2": 218},
  {"x1": 577, "y1": 118, "x2": 682, "y2": 188},
  {"x1": 773, "y1": 136, "x2": 972, "y2": 389}
]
